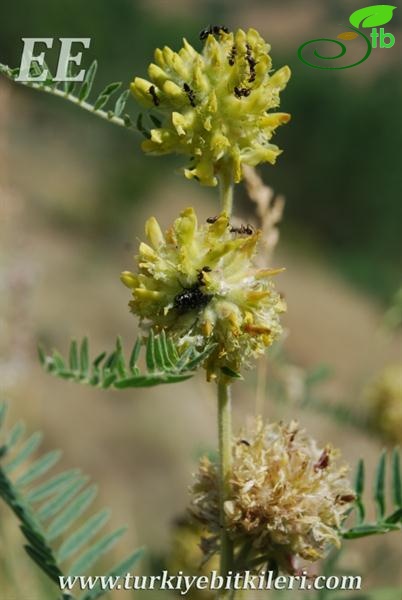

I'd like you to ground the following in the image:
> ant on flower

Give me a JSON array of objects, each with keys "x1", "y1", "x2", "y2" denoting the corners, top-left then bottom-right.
[{"x1": 199, "y1": 25, "x2": 230, "y2": 41}]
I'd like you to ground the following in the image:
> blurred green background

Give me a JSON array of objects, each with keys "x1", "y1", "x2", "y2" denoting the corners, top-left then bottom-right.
[{"x1": 0, "y1": 0, "x2": 401, "y2": 598}]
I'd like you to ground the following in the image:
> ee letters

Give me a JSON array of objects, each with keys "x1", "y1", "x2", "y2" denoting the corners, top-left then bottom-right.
[{"x1": 16, "y1": 38, "x2": 91, "y2": 82}]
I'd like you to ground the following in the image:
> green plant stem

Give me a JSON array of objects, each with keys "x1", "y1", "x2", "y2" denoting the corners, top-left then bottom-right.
[
  {"x1": 219, "y1": 168, "x2": 234, "y2": 214},
  {"x1": 217, "y1": 169, "x2": 235, "y2": 598},
  {"x1": 36, "y1": 84, "x2": 132, "y2": 128},
  {"x1": 0, "y1": 65, "x2": 136, "y2": 132},
  {"x1": 217, "y1": 380, "x2": 234, "y2": 578}
]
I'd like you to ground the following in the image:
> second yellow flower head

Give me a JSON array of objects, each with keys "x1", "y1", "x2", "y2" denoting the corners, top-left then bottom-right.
[{"x1": 121, "y1": 208, "x2": 285, "y2": 379}]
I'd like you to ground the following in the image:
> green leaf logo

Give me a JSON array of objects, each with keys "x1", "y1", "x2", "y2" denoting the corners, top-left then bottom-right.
[{"x1": 350, "y1": 5, "x2": 396, "y2": 29}]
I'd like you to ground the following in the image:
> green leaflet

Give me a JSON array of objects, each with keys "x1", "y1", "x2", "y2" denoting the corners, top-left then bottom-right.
[
  {"x1": 78, "y1": 60, "x2": 98, "y2": 102},
  {"x1": 57, "y1": 509, "x2": 111, "y2": 563}
]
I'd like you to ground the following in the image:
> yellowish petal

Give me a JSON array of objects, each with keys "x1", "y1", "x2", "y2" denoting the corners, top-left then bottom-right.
[{"x1": 145, "y1": 216, "x2": 165, "y2": 248}]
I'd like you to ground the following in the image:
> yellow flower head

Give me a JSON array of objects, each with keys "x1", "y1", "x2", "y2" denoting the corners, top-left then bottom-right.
[
  {"x1": 367, "y1": 364, "x2": 402, "y2": 444},
  {"x1": 190, "y1": 418, "x2": 355, "y2": 572},
  {"x1": 121, "y1": 208, "x2": 285, "y2": 379},
  {"x1": 131, "y1": 28, "x2": 291, "y2": 186}
]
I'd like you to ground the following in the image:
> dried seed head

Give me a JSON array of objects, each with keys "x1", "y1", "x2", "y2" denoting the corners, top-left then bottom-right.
[{"x1": 190, "y1": 418, "x2": 355, "y2": 571}]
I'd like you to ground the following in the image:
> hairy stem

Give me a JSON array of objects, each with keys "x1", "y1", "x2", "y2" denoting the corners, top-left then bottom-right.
[
  {"x1": 217, "y1": 380, "x2": 234, "y2": 580},
  {"x1": 34, "y1": 85, "x2": 131, "y2": 128},
  {"x1": 255, "y1": 357, "x2": 268, "y2": 416},
  {"x1": 0, "y1": 64, "x2": 136, "y2": 132},
  {"x1": 217, "y1": 168, "x2": 235, "y2": 598},
  {"x1": 219, "y1": 167, "x2": 234, "y2": 215}
]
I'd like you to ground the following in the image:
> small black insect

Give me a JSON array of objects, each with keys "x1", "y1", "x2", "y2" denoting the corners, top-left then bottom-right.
[
  {"x1": 199, "y1": 26, "x2": 212, "y2": 40},
  {"x1": 206, "y1": 216, "x2": 218, "y2": 224},
  {"x1": 234, "y1": 86, "x2": 251, "y2": 98},
  {"x1": 216, "y1": 24, "x2": 229, "y2": 34},
  {"x1": 183, "y1": 83, "x2": 196, "y2": 107},
  {"x1": 174, "y1": 285, "x2": 211, "y2": 313},
  {"x1": 199, "y1": 25, "x2": 229, "y2": 41},
  {"x1": 197, "y1": 266, "x2": 212, "y2": 284},
  {"x1": 228, "y1": 45, "x2": 237, "y2": 66},
  {"x1": 148, "y1": 85, "x2": 160, "y2": 106},
  {"x1": 239, "y1": 439, "x2": 251, "y2": 447},
  {"x1": 245, "y1": 43, "x2": 257, "y2": 83},
  {"x1": 230, "y1": 224, "x2": 254, "y2": 235}
]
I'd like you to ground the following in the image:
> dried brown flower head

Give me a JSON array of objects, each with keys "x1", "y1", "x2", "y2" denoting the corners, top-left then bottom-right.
[{"x1": 190, "y1": 418, "x2": 355, "y2": 572}]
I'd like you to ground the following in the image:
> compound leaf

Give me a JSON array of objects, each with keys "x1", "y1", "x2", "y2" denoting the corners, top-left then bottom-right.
[{"x1": 0, "y1": 402, "x2": 142, "y2": 599}]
